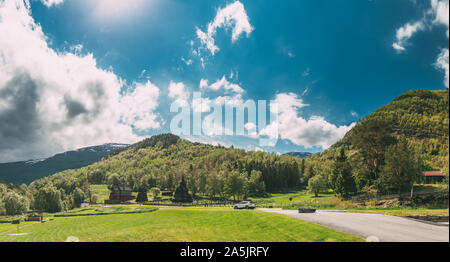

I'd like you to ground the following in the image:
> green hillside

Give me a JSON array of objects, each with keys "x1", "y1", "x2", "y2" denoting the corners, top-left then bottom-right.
[
  {"x1": 337, "y1": 90, "x2": 448, "y2": 144},
  {"x1": 305, "y1": 89, "x2": 449, "y2": 197},
  {"x1": 323, "y1": 90, "x2": 449, "y2": 170},
  {"x1": 47, "y1": 133, "x2": 303, "y2": 195}
]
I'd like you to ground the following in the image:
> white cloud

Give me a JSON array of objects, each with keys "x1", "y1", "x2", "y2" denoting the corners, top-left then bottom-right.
[
  {"x1": 393, "y1": 0, "x2": 449, "y2": 52},
  {"x1": 392, "y1": 21, "x2": 424, "y2": 52},
  {"x1": 196, "y1": 27, "x2": 219, "y2": 56},
  {"x1": 119, "y1": 81, "x2": 161, "y2": 131},
  {"x1": 244, "y1": 122, "x2": 258, "y2": 138},
  {"x1": 192, "y1": 96, "x2": 212, "y2": 113},
  {"x1": 196, "y1": 1, "x2": 254, "y2": 55},
  {"x1": 0, "y1": 0, "x2": 160, "y2": 162},
  {"x1": 181, "y1": 57, "x2": 193, "y2": 66},
  {"x1": 199, "y1": 79, "x2": 209, "y2": 89},
  {"x1": 200, "y1": 76, "x2": 244, "y2": 94},
  {"x1": 261, "y1": 93, "x2": 355, "y2": 149},
  {"x1": 431, "y1": 0, "x2": 449, "y2": 36},
  {"x1": 253, "y1": 147, "x2": 265, "y2": 152},
  {"x1": 168, "y1": 81, "x2": 189, "y2": 100},
  {"x1": 435, "y1": 48, "x2": 449, "y2": 88},
  {"x1": 393, "y1": 0, "x2": 449, "y2": 88},
  {"x1": 168, "y1": 81, "x2": 190, "y2": 107},
  {"x1": 40, "y1": 0, "x2": 64, "y2": 7}
]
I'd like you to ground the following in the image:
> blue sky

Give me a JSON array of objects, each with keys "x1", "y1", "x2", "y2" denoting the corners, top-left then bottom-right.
[{"x1": 0, "y1": 0, "x2": 448, "y2": 162}]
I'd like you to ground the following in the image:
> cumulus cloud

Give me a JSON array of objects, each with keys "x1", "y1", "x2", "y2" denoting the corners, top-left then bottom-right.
[
  {"x1": 431, "y1": 0, "x2": 449, "y2": 36},
  {"x1": 40, "y1": 0, "x2": 64, "y2": 7},
  {"x1": 392, "y1": 21, "x2": 425, "y2": 52},
  {"x1": 435, "y1": 48, "x2": 449, "y2": 88},
  {"x1": 200, "y1": 76, "x2": 244, "y2": 94},
  {"x1": 168, "y1": 81, "x2": 189, "y2": 107},
  {"x1": 168, "y1": 81, "x2": 189, "y2": 101},
  {"x1": 393, "y1": 0, "x2": 449, "y2": 88},
  {"x1": 261, "y1": 93, "x2": 355, "y2": 149},
  {"x1": 120, "y1": 81, "x2": 161, "y2": 131},
  {"x1": 393, "y1": 0, "x2": 449, "y2": 52},
  {"x1": 0, "y1": 0, "x2": 160, "y2": 162},
  {"x1": 196, "y1": 1, "x2": 254, "y2": 55}
]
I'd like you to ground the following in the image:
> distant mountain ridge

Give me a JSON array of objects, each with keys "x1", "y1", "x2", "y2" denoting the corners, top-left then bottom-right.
[
  {"x1": 283, "y1": 152, "x2": 312, "y2": 158},
  {"x1": 0, "y1": 143, "x2": 129, "y2": 185}
]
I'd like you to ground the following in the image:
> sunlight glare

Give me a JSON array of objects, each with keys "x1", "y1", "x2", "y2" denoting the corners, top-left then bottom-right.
[{"x1": 92, "y1": 0, "x2": 147, "y2": 21}]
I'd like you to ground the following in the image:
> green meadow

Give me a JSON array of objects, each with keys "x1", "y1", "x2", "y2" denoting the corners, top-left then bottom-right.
[{"x1": 0, "y1": 209, "x2": 362, "y2": 242}]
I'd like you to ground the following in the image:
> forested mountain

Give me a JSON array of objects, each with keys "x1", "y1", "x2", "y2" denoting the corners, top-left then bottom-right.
[
  {"x1": 336, "y1": 90, "x2": 448, "y2": 147},
  {"x1": 331, "y1": 89, "x2": 448, "y2": 169},
  {"x1": 306, "y1": 90, "x2": 449, "y2": 195},
  {"x1": 1, "y1": 134, "x2": 307, "y2": 214},
  {"x1": 284, "y1": 152, "x2": 312, "y2": 158},
  {"x1": 44, "y1": 134, "x2": 303, "y2": 195},
  {"x1": 0, "y1": 143, "x2": 128, "y2": 185}
]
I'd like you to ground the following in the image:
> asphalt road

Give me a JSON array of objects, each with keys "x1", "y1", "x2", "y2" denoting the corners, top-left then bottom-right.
[{"x1": 259, "y1": 208, "x2": 449, "y2": 242}]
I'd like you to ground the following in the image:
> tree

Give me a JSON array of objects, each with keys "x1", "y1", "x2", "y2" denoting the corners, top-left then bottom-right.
[
  {"x1": 32, "y1": 186, "x2": 63, "y2": 213},
  {"x1": 72, "y1": 188, "x2": 85, "y2": 208},
  {"x1": 248, "y1": 170, "x2": 266, "y2": 197},
  {"x1": 172, "y1": 177, "x2": 193, "y2": 203},
  {"x1": 330, "y1": 147, "x2": 357, "y2": 199},
  {"x1": 224, "y1": 171, "x2": 248, "y2": 201},
  {"x1": 107, "y1": 173, "x2": 123, "y2": 189},
  {"x1": 90, "y1": 194, "x2": 99, "y2": 204},
  {"x1": 3, "y1": 191, "x2": 29, "y2": 216},
  {"x1": 206, "y1": 171, "x2": 225, "y2": 198},
  {"x1": 186, "y1": 174, "x2": 199, "y2": 198},
  {"x1": 299, "y1": 159, "x2": 306, "y2": 184},
  {"x1": 136, "y1": 191, "x2": 148, "y2": 203},
  {"x1": 149, "y1": 187, "x2": 161, "y2": 200},
  {"x1": 350, "y1": 118, "x2": 397, "y2": 179},
  {"x1": 379, "y1": 137, "x2": 423, "y2": 197},
  {"x1": 307, "y1": 174, "x2": 328, "y2": 197},
  {"x1": 88, "y1": 169, "x2": 105, "y2": 184}
]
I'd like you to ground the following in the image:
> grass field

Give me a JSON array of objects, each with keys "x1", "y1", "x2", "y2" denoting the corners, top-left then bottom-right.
[
  {"x1": 0, "y1": 209, "x2": 363, "y2": 242},
  {"x1": 90, "y1": 184, "x2": 115, "y2": 203},
  {"x1": 249, "y1": 190, "x2": 335, "y2": 208}
]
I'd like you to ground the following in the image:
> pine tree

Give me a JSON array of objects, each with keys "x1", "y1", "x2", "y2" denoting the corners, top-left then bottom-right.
[{"x1": 330, "y1": 147, "x2": 357, "y2": 199}]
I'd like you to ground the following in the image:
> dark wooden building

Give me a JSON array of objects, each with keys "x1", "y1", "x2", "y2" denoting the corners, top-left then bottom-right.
[
  {"x1": 26, "y1": 210, "x2": 44, "y2": 222},
  {"x1": 423, "y1": 171, "x2": 447, "y2": 183},
  {"x1": 108, "y1": 184, "x2": 135, "y2": 202}
]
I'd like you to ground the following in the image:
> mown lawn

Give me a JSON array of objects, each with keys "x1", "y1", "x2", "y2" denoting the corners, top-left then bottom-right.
[
  {"x1": 0, "y1": 209, "x2": 362, "y2": 242},
  {"x1": 249, "y1": 189, "x2": 335, "y2": 208},
  {"x1": 90, "y1": 184, "x2": 113, "y2": 203}
]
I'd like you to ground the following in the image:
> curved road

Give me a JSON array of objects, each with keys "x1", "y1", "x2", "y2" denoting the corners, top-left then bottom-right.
[{"x1": 259, "y1": 208, "x2": 449, "y2": 242}]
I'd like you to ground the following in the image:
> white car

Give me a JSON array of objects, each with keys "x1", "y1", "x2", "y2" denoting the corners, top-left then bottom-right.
[{"x1": 234, "y1": 201, "x2": 256, "y2": 209}]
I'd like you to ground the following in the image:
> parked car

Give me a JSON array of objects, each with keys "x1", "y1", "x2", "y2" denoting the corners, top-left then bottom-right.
[{"x1": 234, "y1": 201, "x2": 256, "y2": 209}]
